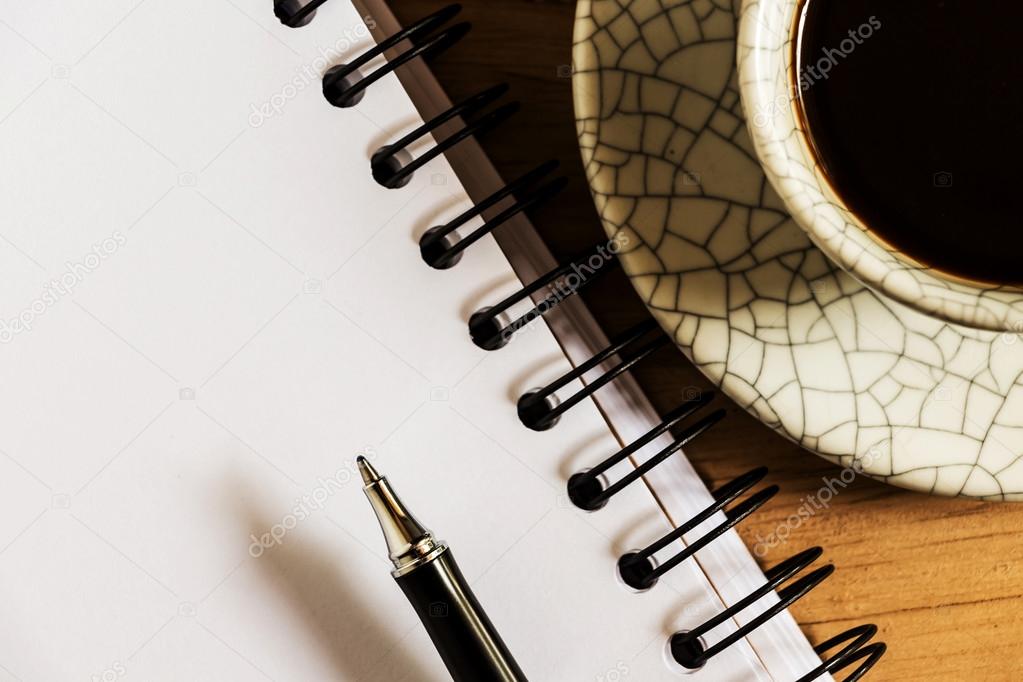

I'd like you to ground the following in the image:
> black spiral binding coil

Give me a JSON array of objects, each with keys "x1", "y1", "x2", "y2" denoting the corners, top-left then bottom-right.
[
  {"x1": 324, "y1": 5, "x2": 468, "y2": 109},
  {"x1": 274, "y1": 0, "x2": 332, "y2": 27},
  {"x1": 518, "y1": 318, "x2": 668, "y2": 431},
  {"x1": 797, "y1": 625, "x2": 887, "y2": 682},
  {"x1": 618, "y1": 466, "x2": 778, "y2": 591},
  {"x1": 568, "y1": 392, "x2": 725, "y2": 511},
  {"x1": 421, "y1": 160, "x2": 567, "y2": 270},
  {"x1": 467, "y1": 241, "x2": 618, "y2": 350},
  {"x1": 371, "y1": 83, "x2": 518, "y2": 189},
  {"x1": 670, "y1": 547, "x2": 834, "y2": 670},
  {"x1": 324, "y1": 6, "x2": 887, "y2": 679}
]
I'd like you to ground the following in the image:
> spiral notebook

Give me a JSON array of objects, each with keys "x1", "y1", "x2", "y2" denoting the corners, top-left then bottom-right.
[{"x1": 0, "y1": 0, "x2": 881, "y2": 679}]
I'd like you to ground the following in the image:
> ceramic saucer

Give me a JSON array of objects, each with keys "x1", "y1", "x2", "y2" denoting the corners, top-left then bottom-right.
[{"x1": 572, "y1": 0, "x2": 1023, "y2": 499}]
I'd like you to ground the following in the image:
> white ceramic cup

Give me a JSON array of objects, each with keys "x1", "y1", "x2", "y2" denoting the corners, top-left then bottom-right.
[{"x1": 737, "y1": 0, "x2": 1023, "y2": 332}]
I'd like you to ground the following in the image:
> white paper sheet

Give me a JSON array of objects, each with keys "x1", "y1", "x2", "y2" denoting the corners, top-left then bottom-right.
[{"x1": 0, "y1": 0, "x2": 791, "y2": 679}]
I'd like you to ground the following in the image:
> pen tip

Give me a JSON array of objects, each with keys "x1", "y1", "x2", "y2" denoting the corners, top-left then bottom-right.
[{"x1": 357, "y1": 456, "x2": 381, "y2": 485}]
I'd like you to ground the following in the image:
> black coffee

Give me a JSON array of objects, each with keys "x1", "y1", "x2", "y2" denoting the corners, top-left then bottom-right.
[{"x1": 795, "y1": 1, "x2": 1023, "y2": 285}]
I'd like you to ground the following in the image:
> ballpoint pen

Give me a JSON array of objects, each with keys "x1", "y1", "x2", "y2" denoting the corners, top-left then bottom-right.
[{"x1": 357, "y1": 456, "x2": 527, "y2": 682}]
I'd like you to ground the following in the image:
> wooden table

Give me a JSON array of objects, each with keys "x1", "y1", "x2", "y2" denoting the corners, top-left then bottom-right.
[{"x1": 389, "y1": 2, "x2": 1023, "y2": 679}]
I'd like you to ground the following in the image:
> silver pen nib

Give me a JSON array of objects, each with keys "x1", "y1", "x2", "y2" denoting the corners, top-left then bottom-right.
[
  {"x1": 357, "y1": 456, "x2": 447, "y2": 576},
  {"x1": 358, "y1": 455, "x2": 381, "y2": 485}
]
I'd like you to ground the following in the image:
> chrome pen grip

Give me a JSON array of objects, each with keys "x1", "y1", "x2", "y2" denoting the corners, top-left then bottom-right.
[{"x1": 395, "y1": 549, "x2": 527, "y2": 682}]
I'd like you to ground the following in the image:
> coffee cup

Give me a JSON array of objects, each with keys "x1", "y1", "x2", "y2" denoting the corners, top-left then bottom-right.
[{"x1": 737, "y1": 0, "x2": 1023, "y2": 332}]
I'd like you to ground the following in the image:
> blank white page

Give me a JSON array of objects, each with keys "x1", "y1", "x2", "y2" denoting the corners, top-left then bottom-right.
[{"x1": 0, "y1": 0, "x2": 770, "y2": 679}]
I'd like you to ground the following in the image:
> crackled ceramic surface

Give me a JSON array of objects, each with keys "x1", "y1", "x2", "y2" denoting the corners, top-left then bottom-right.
[
  {"x1": 573, "y1": 0, "x2": 1023, "y2": 498},
  {"x1": 738, "y1": 0, "x2": 1023, "y2": 333}
]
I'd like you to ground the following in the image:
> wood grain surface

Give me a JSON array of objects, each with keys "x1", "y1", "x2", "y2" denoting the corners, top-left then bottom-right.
[{"x1": 387, "y1": 2, "x2": 1023, "y2": 679}]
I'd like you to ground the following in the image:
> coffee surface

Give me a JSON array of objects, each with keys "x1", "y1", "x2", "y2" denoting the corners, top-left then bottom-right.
[{"x1": 795, "y1": 1, "x2": 1023, "y2": 285}]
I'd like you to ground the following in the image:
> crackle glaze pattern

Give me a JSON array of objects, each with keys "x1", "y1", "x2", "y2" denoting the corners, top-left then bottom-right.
[
  {"x1": 738, "y1": 0, "x2": 1023, "y2": 333},
  {"x1": 573, "y1": 0, "x2": 1023, "y2": 498}
]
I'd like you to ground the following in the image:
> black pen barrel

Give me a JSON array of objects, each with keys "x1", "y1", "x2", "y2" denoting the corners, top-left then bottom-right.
[{"x1": 395, "y1": 549, "x2": 527, "y2": 681}]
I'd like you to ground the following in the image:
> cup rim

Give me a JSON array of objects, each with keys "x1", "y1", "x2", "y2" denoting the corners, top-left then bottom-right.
[{"x1": 737, "y1": 0, "x2": 1023, "y2": 333}]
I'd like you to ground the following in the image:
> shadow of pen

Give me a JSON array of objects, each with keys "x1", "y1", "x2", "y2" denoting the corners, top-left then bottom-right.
[{"x1": 240, "y1": 503, "x2": 431, "y2": 681}]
